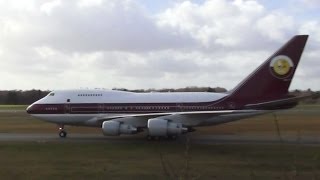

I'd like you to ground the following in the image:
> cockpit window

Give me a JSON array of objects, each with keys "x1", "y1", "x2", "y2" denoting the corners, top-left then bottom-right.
[{"x1": 49, "y1": 93, "x2": 55, "y2": 96}]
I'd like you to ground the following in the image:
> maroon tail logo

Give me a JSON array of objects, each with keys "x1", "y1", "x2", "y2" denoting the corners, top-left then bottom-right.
[
  {"x1": 226, "y1": 35, "x2": 309, "y2": 105},
  {"x1": 269, "y1": 55, "x2": 294, "y2": 79}
]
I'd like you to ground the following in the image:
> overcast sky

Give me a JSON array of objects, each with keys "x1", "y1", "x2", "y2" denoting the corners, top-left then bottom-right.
[{"x1": 0, "y1": 0, "x2": 319, "y2": 91}]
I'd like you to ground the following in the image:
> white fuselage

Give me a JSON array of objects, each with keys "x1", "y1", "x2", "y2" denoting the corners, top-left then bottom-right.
[{"x1": 27, "y1": 89, "x2": 238, "y2": 127}]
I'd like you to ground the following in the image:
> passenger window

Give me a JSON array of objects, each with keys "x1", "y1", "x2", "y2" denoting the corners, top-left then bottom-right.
[
  {"x1": 49, "y1": 93, "x2": 55, "y2": 96},
  {"x1": 67, "y1": 99, "x2": 70, "y2": 102}
]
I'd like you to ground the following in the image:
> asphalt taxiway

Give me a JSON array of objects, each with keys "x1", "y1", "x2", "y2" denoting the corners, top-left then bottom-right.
[{"x1": 0, "y1": 133, "x2": 320, "y2": 145}]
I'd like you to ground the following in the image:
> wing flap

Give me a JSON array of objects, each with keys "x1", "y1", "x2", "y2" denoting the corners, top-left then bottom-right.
[
  {"x1": 85, "y1": 109, "x2": 267, "y2": 127},
  {"x1": 94, "y1": 109, "x2": 262, "y2": 122}
]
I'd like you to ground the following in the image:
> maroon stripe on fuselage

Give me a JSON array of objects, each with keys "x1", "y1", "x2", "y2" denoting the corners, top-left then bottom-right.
[{"x1": 26, "y1": 101, "x2": 235, "y2": 114}]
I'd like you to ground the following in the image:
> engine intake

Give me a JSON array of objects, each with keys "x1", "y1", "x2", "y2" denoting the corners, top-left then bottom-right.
[
  {"x1": 102, "y1": 121, "x2": 137, "y2": 136},
  {"x1": 148, "y1": 118, "x2": 187, "y2": 137}
]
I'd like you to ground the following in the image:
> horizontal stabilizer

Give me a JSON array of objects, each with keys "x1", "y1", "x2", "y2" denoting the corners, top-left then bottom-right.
[{"x1": 244, "y1": 94, "x2": 315, "y2": 110}]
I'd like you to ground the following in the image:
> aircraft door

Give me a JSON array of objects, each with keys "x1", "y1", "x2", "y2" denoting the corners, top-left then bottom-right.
[
  {"x1": 176, "y1": 103, "x2": 184, "y2": 112},
  {"x1": 64, "y1": 99, "x2": 71, "y2": 114},
  {"x1": 98, "y1": 104, "x2": 104, "y2": 114},
  {"x1": 64, "y1": 104, "x2": 71, "y2": 114}
]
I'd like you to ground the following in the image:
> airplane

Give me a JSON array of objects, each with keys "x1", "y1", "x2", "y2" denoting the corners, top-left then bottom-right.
[{"x1": 27, "y1": 35, "x2": 309, "y2": 139}]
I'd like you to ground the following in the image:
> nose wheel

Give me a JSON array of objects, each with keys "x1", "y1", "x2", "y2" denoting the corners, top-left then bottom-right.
[
  {"x1": 59, "y1": 130, "x2": 67, "y2": 138},
  {"x1": 58, "y1": 125, "x2": 67, "y2": 138}
]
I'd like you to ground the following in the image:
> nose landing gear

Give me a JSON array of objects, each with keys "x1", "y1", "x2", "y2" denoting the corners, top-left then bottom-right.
[{"x1": 58, "y1": 125, "x2": 67, "y2": 138}]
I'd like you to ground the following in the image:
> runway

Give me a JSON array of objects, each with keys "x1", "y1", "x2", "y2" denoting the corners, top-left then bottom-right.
[
  {"x1": 0, "y1": 133, "x2": 320, "y2": 145},
  {"x1": 0, "y1": 110, "x2": 25, "y2": 113},
  {"x1": 1, "y1": 109, "x2": 319, "y2": 113},
  {"x1": 1, "y1": 107, "x2": 319, "y2": 144}
]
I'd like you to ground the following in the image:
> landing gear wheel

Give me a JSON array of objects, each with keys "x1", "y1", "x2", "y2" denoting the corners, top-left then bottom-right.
[
  {"x1": 58, "y1": 124, "x2": 67, "y2": 138},
  {"x1": 168, "y1": 135, "x2": 177, "y2": 140},
  {"x1": 59, "y1": 131, "x2": 67, "y2": 138},
  {"x1": 146, "y1": 136, "x2": 161, "y2": 140},
  {"x1": 147, "y1": 135, "x2": 154, "y2": 141}
]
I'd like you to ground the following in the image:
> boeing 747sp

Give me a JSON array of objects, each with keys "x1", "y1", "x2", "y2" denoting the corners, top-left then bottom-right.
[{"x1": 27, "y1": 35, "x2": 309, "y2": 139}]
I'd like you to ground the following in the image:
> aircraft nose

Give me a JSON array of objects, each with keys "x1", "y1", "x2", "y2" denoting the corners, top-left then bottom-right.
[{"x1": 26, "y1": 104, "x2": 34, "y2": 114}]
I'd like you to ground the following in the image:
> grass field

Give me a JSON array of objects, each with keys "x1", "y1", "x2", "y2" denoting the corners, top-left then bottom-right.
[
  {"x1": 0, "y1": 105, "x2": 28, "y2": 110},
  {"x1": 0, "y1": 142, "x2": 320, "y2": 179},
  {"x1": 0, "y1": 104, "x2": 319, "y2": 179}
]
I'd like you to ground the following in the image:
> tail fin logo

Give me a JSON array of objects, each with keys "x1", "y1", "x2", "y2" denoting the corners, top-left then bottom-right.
[{"x1": 270, "y1": 55, "x2": 294, "y2": 79}]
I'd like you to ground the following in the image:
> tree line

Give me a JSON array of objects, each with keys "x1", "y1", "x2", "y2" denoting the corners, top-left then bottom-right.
[
  {"x1": 0, "y1": 87, "x2": 226, "y2": 105},
  {"x1": 0, "y1": 88, "x2": 318, "y2": 105},
  {"x1": 112, "y1": 86, "x2": 227, "y2": 93},
  {"x1": 0, "y1": 90, "x2": 50, "y2": 105}
]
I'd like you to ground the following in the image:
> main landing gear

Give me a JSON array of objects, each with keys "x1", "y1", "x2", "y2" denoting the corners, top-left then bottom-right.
[
  {"x1": 58, "y1": 125, "x2": 67, "y2": 138},
  {"x1": 147, "y1": 135, "x2": 177, "y2": 141}
]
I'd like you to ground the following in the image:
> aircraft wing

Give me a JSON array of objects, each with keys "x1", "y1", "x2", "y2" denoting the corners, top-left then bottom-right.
[
  {"x1": 88, "y1": 109, "x2": 266, "y2": 126},
  {"x1": 101, "y1": 109, "x2": 262, "y2": 119}
]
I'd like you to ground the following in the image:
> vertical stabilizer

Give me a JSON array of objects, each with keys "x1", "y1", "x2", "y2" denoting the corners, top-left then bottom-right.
[{"x1": 228, "y1": 35, "x2": 308, "y2": 104}]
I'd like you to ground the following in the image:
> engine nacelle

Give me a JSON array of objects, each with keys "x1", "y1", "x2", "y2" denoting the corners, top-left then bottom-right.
[
  {"x1": 102, "y1": 121, "x2": 137, "y2": 136},
  {"x1": 148, "y1": 118, "x2": 187, "y2": 137}
]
